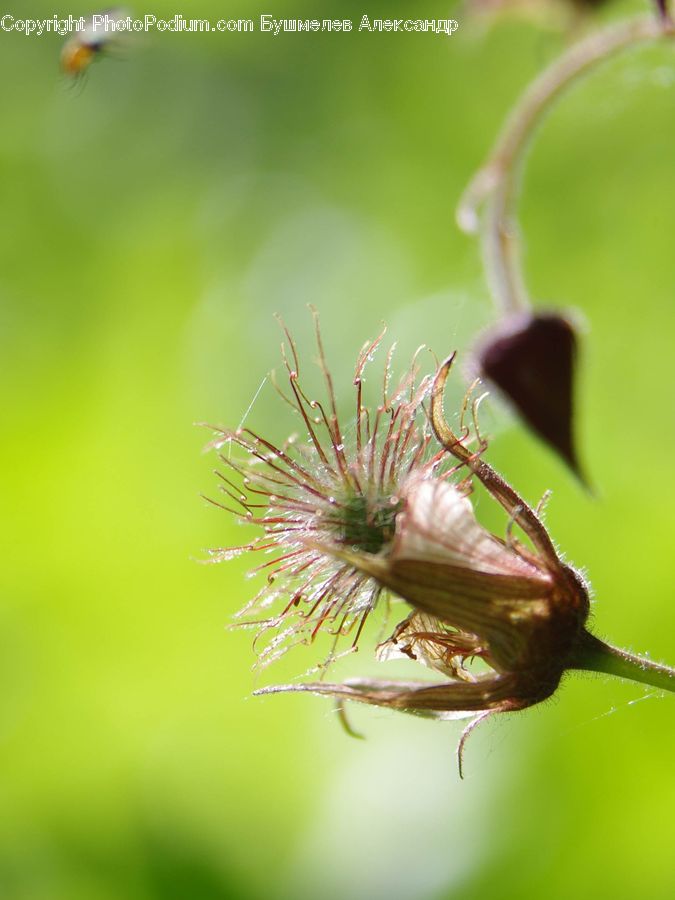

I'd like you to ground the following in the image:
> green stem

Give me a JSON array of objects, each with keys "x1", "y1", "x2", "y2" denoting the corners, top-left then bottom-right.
[
  {"x1": 457, "y1": 15, "x2": 675, "y2": 316},
  {"x1": 570, "y1": 629, "x2": 675, "y2": 693}
]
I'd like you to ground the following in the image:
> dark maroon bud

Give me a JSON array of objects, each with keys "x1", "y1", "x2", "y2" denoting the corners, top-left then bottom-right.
[{"x1": 476, "y1": 311, "x2": 585, "y2": 482}]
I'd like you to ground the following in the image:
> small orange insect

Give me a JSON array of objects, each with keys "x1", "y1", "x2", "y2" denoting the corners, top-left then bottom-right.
[{"x1": 60, "y1": 8, "x2": 128, "y2": 79}]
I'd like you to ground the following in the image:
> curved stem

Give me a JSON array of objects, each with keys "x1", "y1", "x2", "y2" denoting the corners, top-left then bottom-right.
[
  {"x1": 457, "y1": 15, "x2": 674, "y2": 316},
  {"x1": 570, "y1": 629, "x2": 675, "y2": 693}
]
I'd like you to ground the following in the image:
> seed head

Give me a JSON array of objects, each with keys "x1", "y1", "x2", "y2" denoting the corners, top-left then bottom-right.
[{"x1": 205, "y1": 319, "x2": 595, "y2": 774}]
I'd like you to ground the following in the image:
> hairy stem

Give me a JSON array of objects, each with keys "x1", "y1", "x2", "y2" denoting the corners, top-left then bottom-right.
[
  {"x1": 457, "y1": 15, "x2": 674, "y2": 315},
  {"x1": 571, "y1": 629, "x2": 675, "y2": 693}
]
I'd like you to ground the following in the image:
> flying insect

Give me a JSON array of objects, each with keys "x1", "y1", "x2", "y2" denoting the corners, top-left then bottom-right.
[{"x1": 60, "y1": 8, "x2": 128, "y2": 79}]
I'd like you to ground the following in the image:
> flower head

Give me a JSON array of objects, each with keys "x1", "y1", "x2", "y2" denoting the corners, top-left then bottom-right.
[{"x1": 205, "y1": 320, "x2": 601, "y2": 773}]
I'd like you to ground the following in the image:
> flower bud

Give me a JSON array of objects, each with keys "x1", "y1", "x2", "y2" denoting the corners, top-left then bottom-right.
[{"x1": 474, "y1": 310, "x2": 584, "y2": 481}]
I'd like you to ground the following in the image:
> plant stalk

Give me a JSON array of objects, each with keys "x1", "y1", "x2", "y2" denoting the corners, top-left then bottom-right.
[
  {"x1": 570, "y1": 629, "x2": 675, "y2": 693},
  {"x1": 457, "y1": 15, "x2": 674, "y2": 316}
]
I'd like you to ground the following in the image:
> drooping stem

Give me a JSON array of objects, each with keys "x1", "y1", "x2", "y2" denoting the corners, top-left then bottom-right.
[
  {"x1": 457, "y1": 15, "x2": 674, "y2": 316},
  {"x1": 570, "y1": 629, "x2": 675, "y2": 693}
]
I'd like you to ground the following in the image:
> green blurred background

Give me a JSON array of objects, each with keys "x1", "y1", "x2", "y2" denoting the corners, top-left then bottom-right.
[{"x1": 1, "y1": 1, "x2": 674, "y2": 898}]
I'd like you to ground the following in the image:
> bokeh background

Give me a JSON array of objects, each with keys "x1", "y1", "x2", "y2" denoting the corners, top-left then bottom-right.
[{"x1": 1, "y1": 1, "x2": 674, "y2": 898}]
